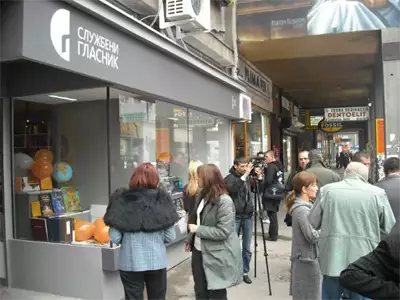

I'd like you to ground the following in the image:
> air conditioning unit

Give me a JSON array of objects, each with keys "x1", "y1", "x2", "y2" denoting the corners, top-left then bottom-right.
[
  {"x1": 239, "y1": 93, "x2": 252, "y2": 121},
  {"x1": 159, "y1": 0, "x2": 211, "y2": 33}
]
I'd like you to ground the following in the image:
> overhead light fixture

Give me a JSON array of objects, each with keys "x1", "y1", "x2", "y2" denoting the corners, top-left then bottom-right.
[
  {"x1": 168, "y1": 117, "x2": 179, "y2": 121},
  {"x1": 368, "y1": 102, "x2": 372, "y2": 107},
  {"x1": 48, "y1": 95, "x2": 78, "y2": 101}
]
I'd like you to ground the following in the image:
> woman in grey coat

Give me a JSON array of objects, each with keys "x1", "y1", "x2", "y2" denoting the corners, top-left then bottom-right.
[
  {"x1": 186, "y1": 164, "x2": 243, "y2": 300},
  {"x1": 286, "y1": 171, "x2": 321, "y2": 300}
]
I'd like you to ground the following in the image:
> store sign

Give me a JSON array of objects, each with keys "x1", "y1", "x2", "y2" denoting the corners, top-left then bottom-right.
[
  {"x1": 376, "y1": 118, "x2": 385, "y2": 155},
  {"x1": 282, "y1": 97, "x2": 290, "y2": 111},
  {"x1": 237, "y1": 2, "x2": 400, "y2": 42},
  {"x1": 50, "y1": 9, "x2": 119, "y2": 69},
  {"x1": 238, "y1": 59, "x2": 272, "y2": 101},
  {"x1": 324, "y1": 106, "x2": 369, "y2": 122},
  {"x1": 17, "y1": 0, "x2": 243, "y2": 119},
  {"x1": 318, "y1": 120, "x2": 344, "y2": 133}
]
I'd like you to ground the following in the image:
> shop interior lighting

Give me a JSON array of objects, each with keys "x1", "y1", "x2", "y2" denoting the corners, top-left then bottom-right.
[
  {"x1": 168, "y1": 117, "x2": 179, "y2": 121},
  {"x1": 48, "y1": 95, "x2": 78, "y2": 101}
]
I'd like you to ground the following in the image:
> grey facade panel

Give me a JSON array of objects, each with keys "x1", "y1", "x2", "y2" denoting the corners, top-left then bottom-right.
[
  {"x1": 0, "y1": 64, "x2": 7, "y2": 98},
  {"x1": 3, "y1": 61, "x2": 106, "y2": 98},
  {"x1": 0, "y1": 1, "x2": 24, "y2": 62},
  {"x1": 17, "y1": 0, "x2": 241, "y2": 119}
]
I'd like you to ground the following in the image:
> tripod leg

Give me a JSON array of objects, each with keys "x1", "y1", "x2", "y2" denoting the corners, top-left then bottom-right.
[
  {"x1": 254, "y1": 192, "x2": 257, "y2": 278},
  {"x1": 257, "y1": 192, "x2": 273, "y2": 295}
]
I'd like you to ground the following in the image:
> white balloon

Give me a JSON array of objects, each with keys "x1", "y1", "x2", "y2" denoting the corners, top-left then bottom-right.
[{"x1": 15, "y1": 153, "x2": 34, "y2": 170}]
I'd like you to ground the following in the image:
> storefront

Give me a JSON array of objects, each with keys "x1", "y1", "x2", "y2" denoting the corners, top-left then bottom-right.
[
  {"x1": 281, "y1": 96, "x2": 299, "y2": 175},
  {"x1": 234, "y1": 58, "x2": 273, "y2": 159},
  {"x1": 0, "y1": 0, "x2": 246, "y2": 298}
]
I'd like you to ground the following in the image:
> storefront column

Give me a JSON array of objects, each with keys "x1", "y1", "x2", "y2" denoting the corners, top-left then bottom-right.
[
  {"x1": 2, "y1": 98, "x2": 13, "y2": 287},
  {"x1": 382, "y1": 28, "x2": 400, "y2": 161}
]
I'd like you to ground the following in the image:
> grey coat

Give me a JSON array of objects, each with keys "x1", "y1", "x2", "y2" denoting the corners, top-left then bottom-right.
[
  {"x1": 187, "y1": 194, "x2": 243, "y2": 290},
  {"x1": 289, "y1": 199, "x2": 322, "y2": 300},
  {"x1": 375, "y1": 174, "x2": 400, "y2": 221}
]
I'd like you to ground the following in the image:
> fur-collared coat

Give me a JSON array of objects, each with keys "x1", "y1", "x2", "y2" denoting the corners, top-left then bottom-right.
[{"x1": 104, "y1": 187, "x2": 179, "y2": 233}]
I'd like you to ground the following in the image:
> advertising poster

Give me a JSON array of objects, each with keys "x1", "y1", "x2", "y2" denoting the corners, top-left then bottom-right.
[{"x1": 237, "y1": 0, "x2": 400, "y2": 42}]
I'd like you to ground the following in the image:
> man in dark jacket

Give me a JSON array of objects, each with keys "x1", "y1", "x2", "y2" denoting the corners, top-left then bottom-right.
[
  {"x1": 340, "y1": 223, "x2": 399, "y2": 300},
  {"x1": 224, "y1": 157, "x2": 254, "y2": 284},
  {"x1": 262, "y1": 150, "x2": 285, "y2": 241},
  {"x1": 375, "y1": 157, "x2": 400, "y2": 221},
  {"x1": 352, "y1": 151, "x2": 374, "y2": 184}
]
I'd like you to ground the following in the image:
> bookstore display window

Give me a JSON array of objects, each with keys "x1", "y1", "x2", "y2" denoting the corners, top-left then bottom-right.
[
  {"x1": 12, "y1": 91, "x2": 110, "y2": 245},
  {"x1": 155, "y1": 101, "x2": 189, "y2": 189},
  {"x1": 109, "y1": 88, "x2": 156, "y2": 192}
]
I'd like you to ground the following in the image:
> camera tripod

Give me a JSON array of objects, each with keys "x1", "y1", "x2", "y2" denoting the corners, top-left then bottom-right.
[{"x1": 253, "y1": 177, "x2": 272, "y2": 295}]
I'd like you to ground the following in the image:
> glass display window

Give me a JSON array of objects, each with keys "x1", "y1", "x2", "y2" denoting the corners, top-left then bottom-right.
[
  {"x1": 9, "y1": 87, "x2": 232, "y2": 246},
  {"x1": 247, "y1": 110, "x2": 263, "y2": 157},
  {"x1": 188, "y1": 109, "x2": 230, "y2": 176}
]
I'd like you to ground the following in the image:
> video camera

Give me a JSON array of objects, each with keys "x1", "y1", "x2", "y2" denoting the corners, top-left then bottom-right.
[
  {"x1": 248, "y1": 156, "x2": 265, "y2": 178},
  {"x1": 249, "y1": 156, "x2": 265, "y2": 168}
]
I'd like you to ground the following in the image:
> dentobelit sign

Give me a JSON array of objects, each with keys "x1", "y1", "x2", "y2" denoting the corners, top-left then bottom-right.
[{"x1": 324, "y1": 107, "x2": 369, "y2": 122}]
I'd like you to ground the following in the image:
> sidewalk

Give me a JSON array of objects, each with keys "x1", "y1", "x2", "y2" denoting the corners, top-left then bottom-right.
[
  {"x1": 2, "y1": 212, "x2": 292, "y2": 300},
  {"x1": 166, "y1": 211, "x2": 292, "y2": 300}
]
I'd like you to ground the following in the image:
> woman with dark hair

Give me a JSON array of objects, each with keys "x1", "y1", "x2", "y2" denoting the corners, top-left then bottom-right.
[
  {"x1": 104, "y1": 162, "x2": 179, "y2": 300},
  {"x1": 286, "y1": 171, "x2": 321, "y2": 300},
  {"x1": 185, "y1": 164, "x2": 242, "y2": 300}
]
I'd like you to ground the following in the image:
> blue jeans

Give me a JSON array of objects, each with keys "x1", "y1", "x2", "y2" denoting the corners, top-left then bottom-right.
[
  {"x1": 235, "y1": 216, "x2": 253, "y2": 274},
  {"x1": 322, "y1": 276, "x2": 369, "y2": 300}
]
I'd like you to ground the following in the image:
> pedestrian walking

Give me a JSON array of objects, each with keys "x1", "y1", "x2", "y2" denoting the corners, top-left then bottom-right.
[
  {"x1": 308, "y1": 162, "x2": 396, "y2": 300},
  {"x1": 375, "y1": 157, "x2": 400, "y2": 221},
  {"x1": 306, "y1": 149, "x2": 341, "y2": 187},
  {"x1": 224, "y1": 157, "x2": 254, "y2": 284},
  {"x1": 186, "y1": 164, "x2": 242, "y2": 300},
  {"x1": 284, "y1": 150, "x2": 309, "y2": 227},
  {"x1": 104, "y1": 163, "x2": 179, "y2": 300},
  {"x1": 286, "y1": 171, "x2": 321, "y2": 300}
]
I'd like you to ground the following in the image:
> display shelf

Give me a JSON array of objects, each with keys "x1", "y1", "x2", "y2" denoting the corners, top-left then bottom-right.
[{"x1": 16, "y1": 189, "x2": 62, "y2": 196}]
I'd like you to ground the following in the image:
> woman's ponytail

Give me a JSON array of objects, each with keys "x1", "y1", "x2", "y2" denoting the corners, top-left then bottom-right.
[{"x1": 285, "y1": 190, "x2": 296, "y2": 211}]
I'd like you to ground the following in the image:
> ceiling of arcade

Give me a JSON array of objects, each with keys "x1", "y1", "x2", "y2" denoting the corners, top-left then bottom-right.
[{"x1": 239, "y1": 30, "x2": 381, "y2": 109}]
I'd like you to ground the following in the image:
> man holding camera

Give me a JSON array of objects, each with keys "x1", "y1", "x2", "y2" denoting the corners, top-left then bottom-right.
[{"x1": 224, "y1": 157, "x2": 258, "y2": 284}]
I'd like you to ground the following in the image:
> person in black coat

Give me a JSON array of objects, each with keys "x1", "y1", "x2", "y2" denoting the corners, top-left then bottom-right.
[
  {"x1": 262, "y1": 150, "x2": 285, "y2": 241},
  {"x1": 284, "y1": 150, "x2": 309, "y2": 227},
  {"x1": 339, "y1": 223, "x2": 399, "y2": 300}
]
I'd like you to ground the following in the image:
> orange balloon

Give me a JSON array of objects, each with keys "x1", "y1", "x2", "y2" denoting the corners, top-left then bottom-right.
[
  {"x1": 32, "y1": 159, "x2": 53, "y2": 180},
  {"x1": 75, "y1": 220, "x2": 95, "y2": 242},
  {"x1": 34, "y1": 150, "x2": 54, "y2": 163},
  {"x1": 93, "y1": 217, "x2": 106, "y2": 229},
  {"x1": 94, "y1": 225, "x2": 110, "y2": 244}
]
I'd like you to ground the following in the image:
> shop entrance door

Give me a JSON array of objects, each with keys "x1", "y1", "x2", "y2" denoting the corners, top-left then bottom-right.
[{"x1": 0, "y1": 99, "x2": 6, "y2": 289}]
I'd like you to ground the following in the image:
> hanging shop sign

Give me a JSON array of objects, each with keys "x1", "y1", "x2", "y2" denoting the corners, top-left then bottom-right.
[
  {"x1": 293, "y1": 105, "x2": 300, "y2": 116},
  {"x1": 282, "y1": 97, "x2": 290, "y2": 111},
  {"x1": 324, "y1": 106, "x2": 369, "y2": 122},
  {"x1": 318, "y1": 120, "x2": 344, "y2": 133},
  {"x1": 238, "y1": 58, "x2": 273, "y2": 102}
]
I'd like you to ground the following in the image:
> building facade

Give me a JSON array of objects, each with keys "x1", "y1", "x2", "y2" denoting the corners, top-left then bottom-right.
[{"x1": 0, "y1": 0, "x2": 247, "y2": 298}]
